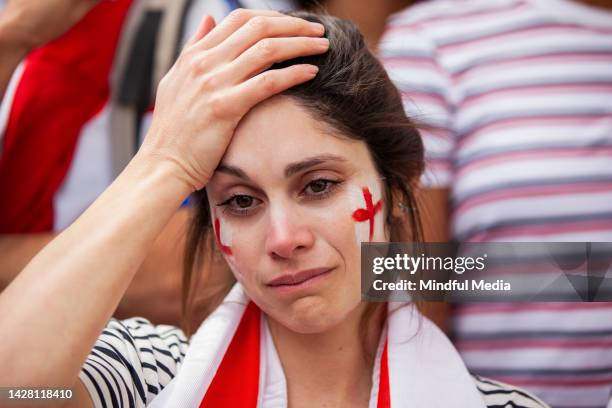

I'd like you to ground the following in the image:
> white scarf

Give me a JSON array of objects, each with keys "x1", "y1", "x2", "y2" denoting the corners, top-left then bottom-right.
[{"x1": 150, "y1": 284, "x2": 486, "y2": 407}]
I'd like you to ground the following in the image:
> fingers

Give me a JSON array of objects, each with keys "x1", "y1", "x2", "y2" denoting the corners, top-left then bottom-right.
[
  {"x1": 215, "y1": 15, "x2": 325, "y2": 62},
  {"x1": 196, "y1": 9, "x2": 284, "y2": 50},
  {"x1": 186, "y1": 15, "x2": 216, "y2": 47},
  {"x1": 228, "y1": 64, "x2": 319, "y2": 116},
  {"x1": 229, "y1": 36, "x2": 329, "y2": 82}
]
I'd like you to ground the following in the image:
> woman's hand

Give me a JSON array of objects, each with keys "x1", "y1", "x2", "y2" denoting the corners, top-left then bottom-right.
[{"x1": 142, "y1": 9, "x2": 329, "y2": 191}]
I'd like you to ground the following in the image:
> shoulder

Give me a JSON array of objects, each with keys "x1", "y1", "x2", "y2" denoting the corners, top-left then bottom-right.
[
  {"x1": 472, "y1": 375, "x2": 550, "y2": 408},
  {"x1": 382, "y1": 0, "x2": 526, "y2": 51},
  {"x1": 79, "y1": 317, "x2": 189, "y2": 408},
  {"x1": 105, "y1": 316, "x2": 189, "y2": 345},
  {"x1": 381, "y1": 0, "x2": 519, "y2": 62},
  {"x1": 386, "y1": 0, "x2": 522, "y2": 29}
]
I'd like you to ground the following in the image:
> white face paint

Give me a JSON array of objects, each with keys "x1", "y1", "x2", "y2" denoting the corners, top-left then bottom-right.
[
  {"x1": 218, "y1": 216, "x2": 233, "y2": 250},
  {"x1": 345, "y1": 177, "x2": 386, "y2": 246},
  {"x1": 212, "y1": 209, "x2": 233, "y2": 253},
  {"x1": 212, "y1": 209, "x2": 242, "y2": 279},
  {"x1": 212, "y1": 208, "x2": 242, "y2": 280}
]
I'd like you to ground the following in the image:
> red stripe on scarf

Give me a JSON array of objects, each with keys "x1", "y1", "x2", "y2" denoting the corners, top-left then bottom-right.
[
  {"x1": 200, "y1": 302, "x2": 261, "y2": 407},
  {"x1": 200, "y1": 303, "x2": 391, "y2": 407},
  {"x1": 378, "y1": 339, "x2": 391, "y2": 408},
  {"x1": 0, "y1": 0, "x2": 132, "y2": 232}
]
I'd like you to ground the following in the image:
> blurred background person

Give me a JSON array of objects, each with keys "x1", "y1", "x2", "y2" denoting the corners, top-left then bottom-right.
[
  {"x1": 380, "y1": 0, "x2": 612, "y2": 407},
  {"x1": 296, "y1": 0, "x2": 415, "y2": 50}
]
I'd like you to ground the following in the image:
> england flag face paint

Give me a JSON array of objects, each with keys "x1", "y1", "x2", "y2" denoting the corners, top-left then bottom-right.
[
  {"x1": 212, "y1": 208, "x2": 244, "y2": 279},
  {"x1": 346, "y1": 178, "x2": 386, "y2": 245},
  {"x1": 213, "y1": 212, "x2": 233, "y2": 256}
]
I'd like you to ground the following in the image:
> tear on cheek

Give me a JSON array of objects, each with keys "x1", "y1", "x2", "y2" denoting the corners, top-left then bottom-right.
[{"x1": 350, "y1": 185, "x2": 383, "y2": 244}]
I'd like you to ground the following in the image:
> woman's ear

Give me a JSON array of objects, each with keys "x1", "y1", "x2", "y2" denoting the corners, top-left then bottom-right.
[
  {"x1": 387, "y1": 180, "x2": 422, "y2": 242},
  {"x1": 390, "y1": 187, "x2": 409, "y2": 220}
]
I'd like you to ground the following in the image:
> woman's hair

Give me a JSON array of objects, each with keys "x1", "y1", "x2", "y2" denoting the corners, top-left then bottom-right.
[{"x1": 181, "y1": 12, "x2": 425, "y2": 340}]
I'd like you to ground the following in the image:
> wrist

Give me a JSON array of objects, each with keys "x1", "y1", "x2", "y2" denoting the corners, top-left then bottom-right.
[
  {"x1": 129, "y1": 149, "x2": 196, "y2": 201},
  {"x1": 136, "y1": 128, "x2": 212, "y2": 193}
]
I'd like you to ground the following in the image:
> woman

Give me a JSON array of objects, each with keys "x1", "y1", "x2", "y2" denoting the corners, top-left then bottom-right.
[{"x1": 0, "y1": 9, "x2": 548, "y2": 408}]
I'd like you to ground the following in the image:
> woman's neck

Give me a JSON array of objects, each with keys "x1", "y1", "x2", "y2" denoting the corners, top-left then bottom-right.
[{"x1": 267, "y1": 303, "x2": 385, "y2": 408}]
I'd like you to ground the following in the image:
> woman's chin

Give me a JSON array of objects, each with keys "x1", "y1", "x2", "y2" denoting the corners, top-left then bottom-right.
[{"x1": 270, "y1": 296, "x2": 347, "y2": 334}]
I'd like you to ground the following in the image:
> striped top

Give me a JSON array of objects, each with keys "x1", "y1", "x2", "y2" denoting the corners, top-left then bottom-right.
[
  {"x1": 79, "y1": 317, "x2": 549, "y2": 407},
  {"x1": 379, "y1": 0, "x2": 612, "y2": 407}
]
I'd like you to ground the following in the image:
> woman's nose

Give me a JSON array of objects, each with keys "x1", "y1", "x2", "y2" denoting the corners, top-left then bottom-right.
[{"x1": 264, "y1": 208, "x2": 315, "y2": 260}]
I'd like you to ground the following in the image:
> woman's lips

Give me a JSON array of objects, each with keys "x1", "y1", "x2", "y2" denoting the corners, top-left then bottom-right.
[{"x1": 267, "y1": 267, "x2": 334, "y2": 288}]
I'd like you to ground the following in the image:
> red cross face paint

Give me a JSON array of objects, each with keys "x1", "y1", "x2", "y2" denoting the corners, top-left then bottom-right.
[
  {"x1": 352, "y1": 187, "x2": 383, "y2": 242},
  {"x1": 348, "y1": 180, "x2": 386, "y2": 244}
]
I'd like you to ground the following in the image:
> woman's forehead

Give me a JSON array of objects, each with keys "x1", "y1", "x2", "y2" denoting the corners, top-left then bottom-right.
[{"x1": 222, "y1": 96, "x2": 375, "y2": 177}]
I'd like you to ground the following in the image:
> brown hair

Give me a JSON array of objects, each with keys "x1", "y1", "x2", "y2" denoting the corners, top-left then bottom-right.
[{"x1": 181, "y1": 12, "x2": 425, "y2": 342}]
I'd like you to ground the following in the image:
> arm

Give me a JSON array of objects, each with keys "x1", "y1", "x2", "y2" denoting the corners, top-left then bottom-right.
[
  {"x1": 0, "y1": 0, "x2": 99, "y2": 101},
  {"x1": 0, "y1": 209, "x2": 187, "y2": 326},
  {"x1": 0, "y1": 151, "x2": 191, "y2": 386},
  {"x1": 0, "y1": 8, "x2": 327, "y2": 390},
  {"x1": 0, "y1": 12, "x2": 28, "y2": 102},
  {"x1": 0, "y1": 233, "x2": 55, "y2": 283},
  {"x1": 113, "y1": 207, "x2": 188, "y2": 324}
]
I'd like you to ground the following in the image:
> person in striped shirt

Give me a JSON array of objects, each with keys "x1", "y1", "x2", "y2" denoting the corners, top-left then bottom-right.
[
  {"x1": 0, "y1": 9, "x2": 547, "y2": 408},
  {"x1": 380, "y1": 1, "x2": 612, "y2": 407}
]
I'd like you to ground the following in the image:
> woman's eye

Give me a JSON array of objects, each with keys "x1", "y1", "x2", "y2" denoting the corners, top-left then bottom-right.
[
  {"x1": 302, "y1": 179, "x2": 342, "y2": 199},
  {"x1": 217, "y1": 194, "x2": 261, "y2": 216},
  {"x1": 309, "y1": 179, "x2": 328, "y2": 193},
  {"x1": 234, "y1": 195, "x2": 253, "y2": 208}
]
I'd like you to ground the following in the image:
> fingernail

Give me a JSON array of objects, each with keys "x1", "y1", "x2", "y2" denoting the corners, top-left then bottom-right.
[
  {"x1": 312, "y1": 23, "x2": 325, "y2": 34},
  {"x1": 307, "y1": 65, "x2": 319, "y2": 75},
  {"x1": 315, "y1": 38, "x2": 330, "y2": 49}
]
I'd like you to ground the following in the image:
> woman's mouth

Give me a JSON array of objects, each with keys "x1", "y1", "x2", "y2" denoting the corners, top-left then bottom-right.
[{"x1": 267, "y1": 267, "x2": 334, "y2": 294}]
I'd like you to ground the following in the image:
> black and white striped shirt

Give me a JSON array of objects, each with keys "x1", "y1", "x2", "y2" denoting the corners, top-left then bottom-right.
[{"x1": 79, "y1": 317, "x2": 550, "y2": 407}]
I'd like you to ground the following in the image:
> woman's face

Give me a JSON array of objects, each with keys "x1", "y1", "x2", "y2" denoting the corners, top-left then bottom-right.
[{"x1": 206, "y1": 96, "x2": 389, "y2": 333}]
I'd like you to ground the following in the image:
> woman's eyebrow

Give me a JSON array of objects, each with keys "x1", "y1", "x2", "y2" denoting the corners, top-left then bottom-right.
[
  {"x1": 216, "y1": 154, "x2": 348, "y2": 181},
  {"x1": 284, "y1": 154, "x2": 348, "y2": 178},
  {"x1": 215, "y1": 164, "x2": 252, "y2": 181}
]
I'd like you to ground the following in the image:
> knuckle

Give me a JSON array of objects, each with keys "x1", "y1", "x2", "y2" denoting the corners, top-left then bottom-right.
[
  {"x1": 201, "y1": 74, "x2": 218, "y2": 90},
  {"x1": 187, "y1": 56, "x2": 204, "y2": 75},
  {"x1": 256, "y1": 39, "x2": 276, "y2": 59},
  {"x1": 228, "y1": 8, "x2": 249, "y2": 24},
  {"x1": 248, "y1": 16, "x2": 268, "y2": 35},
  {"x1": 259, "y1": 71, "x2": 278, "y2": 93},
  {"x1": 209, "y1": 94, "x2": 231, "y2": 119}
]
